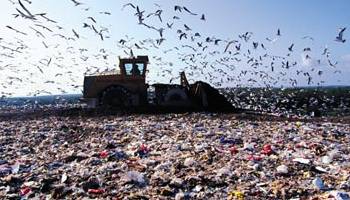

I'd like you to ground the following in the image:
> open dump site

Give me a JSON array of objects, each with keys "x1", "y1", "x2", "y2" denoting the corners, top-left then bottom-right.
[{"x1": 0, "y1": 111, "x2": 349, "y2": 199}]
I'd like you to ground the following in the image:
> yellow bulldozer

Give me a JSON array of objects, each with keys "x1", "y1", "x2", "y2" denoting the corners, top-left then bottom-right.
[{"x1": 82, "y1": 55, "x2": 235, "y2": 112}]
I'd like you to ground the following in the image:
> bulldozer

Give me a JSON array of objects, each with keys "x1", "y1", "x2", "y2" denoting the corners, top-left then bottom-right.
[{"x1": 82, "y1": 55, "x2": 235, "y2": 112}]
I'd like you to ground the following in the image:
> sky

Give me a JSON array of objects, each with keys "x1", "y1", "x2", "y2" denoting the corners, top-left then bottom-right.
[{"x1": 0, "y1": 0, "x2": 349, "y2": 97}]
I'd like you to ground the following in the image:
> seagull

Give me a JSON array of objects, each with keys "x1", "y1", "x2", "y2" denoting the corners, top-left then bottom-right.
[
  {"x1": 91, "y1": 25, "x2": 99, "y2": 34},
  {"x1": 47, "y1": 58, "x2": 52, "y2": 66},
  {"x1": 335, "y1": 27, "x2": 346, "y2": 43},
  {"x1": 253, "y1": 42, "x2": 259, "y2": 49},
  {"x1": 223, "y1": 40, "x2": 237, "y2": 53},
  {"x1": 70, "y1": 0, "x2": 82, "y2": 6},
  {"x1": 183, "y1": 7, "x2": 197, "y2": 15},
  {"x1": 134, "y1": 43, "x2": 142, "y2": 49},
  {"x1": 266, "y1": 37, "x2": 277, "y2": 43},
  {"x1": 34, "y1": 24, "x2": 53, "y2": 32},
  {"x1": 174, "y1": 5, "x2": 182, "y2": 12},
  {"x1": 42, "y1": 41, "x2": 49, "y2": 48},
  {"x1": 302, "y1": 36, "x2": 314, "y2": 41},
  {"x1": 179, "y1": 33, "x2": 187, "y2": 40},
  {"x1": 6, "y1": 26, "x2": 27, "y2": 35},
  {"x1": 156, "y1": 38, "x2": 165, "y2": 45},
  {"x1": 328, "y1": 59, "x2": 338, "y2": 67},
  {"x1": 98, "y1": 33, "x2": 104, "y2": 41},
  {"x1": 147, "y1": 10, "x2": 163, "y2": 22},
  {"x1": 119, "y1": 39, "x2": 126, "y2": 45},
  {"x1": 322, "y1": 46, "x2": 330, "y2": 57},
  {"x1": 184, "y1": 24, "x2": 191, "y2": 31},
  {"x1": 214, "y1": 39, "x2": 221, "y2": 45},
  {"x1": 158, "y1": 28, "x2": 164, "y2": 38},
  {"x1": 288, "y1": 44, "x2": 294, "y2": 52},
  {"x1": 83, "y1": 23, "x2": 90, "y2": 28},
  {"x1": 100, "y1": 11, "x2": 111, "y2": 15},
  {"x1": 122, "y1": 3, "x2": 136, "y2": 10},
  {"x1": 29, "y1": 26, "x2": 45, "y2": 38},
  {"x1": 166, "y1": 22, "x2": 173, "y2": 29},
  {"x1": 37, "y1": 14, "x2": 57, "y2": 23},
  {"x1": 277, "y1": 29, "x2": 281, "y2": 36},
  {"x1": 88, "y1": 16, "x2": 96, "y2": 23},
  {"x1": 72, "y1": 29, "x2": 79, "y2": 39},
  {"x1": 17, "y1": 0, "x2": 36, "y2": 20},
  {"x1": 194, "y1": 32, "x2": 201, "y2": 37}
]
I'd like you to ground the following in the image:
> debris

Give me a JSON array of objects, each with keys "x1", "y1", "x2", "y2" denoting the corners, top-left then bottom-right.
[
  {"x1": 328, "y1": 191, "x2": 350, "y2": 200},
  {"x1": 313, "y1": 177, "x2": 325, "y2": 190},
  {"x1": 293, "y1": 157, "x2": 311, "y2": 165},
  {"x1": 0, "y1": 113, "x2": 349, "y2": 199},
  {"x1": 184, "y1": 157, "x2": 197, "y2": 167},
  {"x1": 276, "y1": 165, "x2": 289, "y2": 174},
  {"x1": 125, "y1": 171, "x2": 145, "y2": 185}
]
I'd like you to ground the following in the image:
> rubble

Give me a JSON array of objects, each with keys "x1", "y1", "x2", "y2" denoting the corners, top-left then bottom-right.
[{"x1": 0, "y1": 112, "x2": 349, "y2": 199}]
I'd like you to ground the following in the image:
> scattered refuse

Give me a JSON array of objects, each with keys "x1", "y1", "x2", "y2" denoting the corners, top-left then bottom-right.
[{"x1": 0, "y1": 113, "x2": 349, "y2": 199}]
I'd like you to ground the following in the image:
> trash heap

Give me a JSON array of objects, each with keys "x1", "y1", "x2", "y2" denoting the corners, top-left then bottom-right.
[{"x1": 0, "y1": 113, "x2": 349, "y2": 199}]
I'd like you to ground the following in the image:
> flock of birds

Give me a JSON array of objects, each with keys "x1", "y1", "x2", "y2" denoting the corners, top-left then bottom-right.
[{"x1": 0, "y1": 0, "x2": 348, "y2": 98}]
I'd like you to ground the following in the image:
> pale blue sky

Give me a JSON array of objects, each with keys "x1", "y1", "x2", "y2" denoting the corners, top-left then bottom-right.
[{"x1": 0, "y1": 0, "x2": 349, "y2": 96}]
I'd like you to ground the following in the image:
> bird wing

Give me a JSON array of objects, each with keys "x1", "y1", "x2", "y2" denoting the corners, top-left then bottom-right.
[
  {"x1": 122, "y1": 3, "x2": 135, "y2": 10},
  {"x1": 339, "y1": 27, "x2": 346, "y2": 37},
  {"x1": 224, "y1": 41, "x2": 233, "y2": 53},
  {"x1": 18, "y1": 0, "x2": 33, "y2": 16},
  {"x1": 183, "y1": 7, "x2": 197, "y2": 15}
]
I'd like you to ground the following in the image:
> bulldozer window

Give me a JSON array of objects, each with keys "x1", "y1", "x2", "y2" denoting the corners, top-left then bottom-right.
[
  {"x1": 124, "y1": 63, "x2": 133, "y2": 75},
  {"x1": 135, "y1": 63, "x2": 144, "y2": 75}
]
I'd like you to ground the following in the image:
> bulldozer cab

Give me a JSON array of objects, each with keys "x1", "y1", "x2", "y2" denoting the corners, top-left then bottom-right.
[{"x1": 119, "y1": 56, "x2": 149, "y2": 78}]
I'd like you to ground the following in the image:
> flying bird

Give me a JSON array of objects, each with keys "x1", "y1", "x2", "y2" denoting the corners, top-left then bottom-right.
[
  {"x1": 184, "y1": 24, "x2": 191, "y2": 31},
  {"x1": 88, "y1": 16, "x2": 96, "y2": 23},
  {"x1": 223, "y1": 40, "x2": 237, "y2": 53},
  {"x1": 253, "y1": 42, "x2": 259, "y2": 49},
  {"x1": 18, "y1": 0, "x2": 35, "y2": 19},
  {"x1": 83, "y1": 23, "x2": 90, "y2": 28},
  {"x1": 37, "y1": 13, "x2": 57, "y2": 23},
  {"x1": 277, "y1": 29, "x2": 281, "y2": 36},
  {"x1": 166, "y1": 22, "x2": 173, "y2": 29},
  {"x1": 174, "y1": 5, "x2": 182, "y2": 12},
  {"x1": 100, "y1": 11, "x2": 111, "y2": 15},
  {"x1": 119, "y1": 39, "x2": 126, "y2": 45},
  {"x1": 34, "y1": 24, "x2": 53, "y2": 32},
  {"x1": 328, "y1": 59, "x2": 338, "y2": 67},
  {"x1": 335, "y1": 27, "x2": 346, "y2": 43},
  {"x1": 214, "y1": 39, "x2": 221, "y2": 45},
  {"x1": 156, "y1": 38, "x2": 165, "y2": 45},
  {"x1": 179, "y1": 33, "x2": 187, "y2": 40},
  {"x1": 70, "y1": 0, "x2": 82, "y2": 6},
  {"x1": 29, "y1": 26, "x2": 45, "y2": 38},
  {"x1": 183, "y1": 6, "x2": 197, "y2": 15},
  {"x1": 6, "y1": 26, "x2": 27, "y2": 35},
  {"x1": 302, "y1": 36, "x2": 314, "y2": 41},
  {"x1": 288, "y1": 44, "x2": 294, "y2": 52},
  {"x1": 122, "y1": 3, "x2": 135, "y2": 10},
  {"x1": 72, "y1": 29, "x2": 80, "y2": 39},
  {"x1": 147, "y1": 10, "x2": 163, "y2": 22}
]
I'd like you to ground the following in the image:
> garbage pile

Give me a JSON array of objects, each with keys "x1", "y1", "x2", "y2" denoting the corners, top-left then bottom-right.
[{"x1": 0, "y1": 113, "x2": 349, "y2": 199}]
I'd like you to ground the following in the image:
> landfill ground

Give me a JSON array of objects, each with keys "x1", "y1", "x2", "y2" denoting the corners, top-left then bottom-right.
[{"x1": 0, "y1": 108, "x2": 350, "y2": 199}]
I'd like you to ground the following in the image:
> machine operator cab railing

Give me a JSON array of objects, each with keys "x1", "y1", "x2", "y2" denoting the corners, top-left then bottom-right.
[{"x1": 118, "y1": 56, "x2": 149, "y2": 80}]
